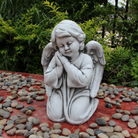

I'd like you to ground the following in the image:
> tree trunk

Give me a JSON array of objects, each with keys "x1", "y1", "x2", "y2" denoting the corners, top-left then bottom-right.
[
  {"x1": 102, "y1": 0, "x2": 107, "y2": 38},
  {"x1": 125, "y1": 0, "x2": 129, "y2": 20},
  {"x1": 112, "y1": 0, "x2": 118, "y2": 47},
  {"x1": 122, "y1": 0, "x2": 129, "y2": 46}
]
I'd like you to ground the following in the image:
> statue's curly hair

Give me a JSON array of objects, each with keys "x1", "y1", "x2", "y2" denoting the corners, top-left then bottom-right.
[{"x1": 51, "y1": 20, "x2": 86, "y2": 50}]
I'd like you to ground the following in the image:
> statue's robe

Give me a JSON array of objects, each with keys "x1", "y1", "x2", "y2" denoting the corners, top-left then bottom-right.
[{"x1": 44, "y1": 53, "x2": 99, "y2": 125}]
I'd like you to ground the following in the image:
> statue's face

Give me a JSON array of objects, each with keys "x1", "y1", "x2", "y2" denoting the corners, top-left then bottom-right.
[{"x1": 56, "y1": 36, "x2": 80, "y2": 60}]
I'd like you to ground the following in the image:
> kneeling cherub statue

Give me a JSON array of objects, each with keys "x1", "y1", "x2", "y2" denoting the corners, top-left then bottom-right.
[{"x1": 41, "y1": 20, "x2": 106, "y2": 125}]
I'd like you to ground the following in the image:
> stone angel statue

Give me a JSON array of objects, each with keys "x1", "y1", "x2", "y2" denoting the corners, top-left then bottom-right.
[{"x1": 41, "y1": 20, "x2": 106, "y2": 125}]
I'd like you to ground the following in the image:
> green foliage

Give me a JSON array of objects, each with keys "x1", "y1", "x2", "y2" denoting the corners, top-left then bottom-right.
[
  {"x1": 43, "y1": 0, "x2": 68, "y2": 24},
  {"x1": 0, "y1": 0, "x2": 138, "y2": 87},
  {"x1": 0, "y1": 0, "x2": 68, "y2": 74},
  {"x1": 47, "y1": 0, "x2": 110, "y2": 22},
  {"x1": 131, "y1": 54, "x2": 138, "y2": 81},
  {"x1": 103, "y1": 46, "x2": 138, "y2": 87},
  {"x1": 80, "y1": 19, "x2": 102, "y2": 43},
  {"x1": 0, "y1": 0, "x2": 42, "y2": 20}
]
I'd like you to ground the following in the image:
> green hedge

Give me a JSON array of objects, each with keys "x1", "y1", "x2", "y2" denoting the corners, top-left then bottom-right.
[{"x1": 0, "y1": 0, "x2": 138, "y2": 87}]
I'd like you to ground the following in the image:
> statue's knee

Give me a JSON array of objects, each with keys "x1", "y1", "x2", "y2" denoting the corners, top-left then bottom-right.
[
  {"x1": 49, "y1": 93, "x2": 63, "y2": 120},
  {"x1": 70, "y1": 111, "x2": 81, "y2": 122},
  {"x1": 52, "y1": 112, "x2": 63, "y2": 120},
  {"x1": 70, "y1": 97, "x2": 90, "y2": 121},
  {"x1": 48, "y1": 107, "x2": 63, "y2": 120}
]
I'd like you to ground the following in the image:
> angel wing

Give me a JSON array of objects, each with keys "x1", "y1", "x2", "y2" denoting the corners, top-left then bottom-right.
[
  {"x1": 41, "y1": 42, "x2": 56, "y2": 97},
  {"x1": 41, "y1": 42, "x2": 56, "y2": 73},
  {"x1": 85, "y1": 40, "x2": 106, "y2": 98}
]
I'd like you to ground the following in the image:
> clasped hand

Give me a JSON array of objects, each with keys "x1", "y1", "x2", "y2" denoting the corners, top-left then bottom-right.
[{"x1": 55, "y1": 51, "x2": 69, "y2": 66}]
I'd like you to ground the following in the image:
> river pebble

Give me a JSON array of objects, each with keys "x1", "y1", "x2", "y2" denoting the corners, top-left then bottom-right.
[
  {"x1": 16, "y1": 104, "x2": 24, "y2": 109},
  {"x1": 4, "y1": 124, "x2": 14, "y2": 131},
  {"x1": 62, "y1": 128, "x2": 71, "y2": 136},
  {"x1": 15, "y1": 116, "x2": 27, "y2": 124},
  {"x1": 121, "y1": 115, "x2": 129, "y2": 122},
  {"x1": 99, "y1": 126, "x2": 114, "y2": 133},
  {"x1": 6, "y1": 128, "x2": 16, "y2": 136},
  {"x1": 109, "y1": 120, "x2": 116, "y2": 126},
  {"x1": 89, "y1": 123, "x2": 98, "y2": 128},
  {"x1": 127, "y1": 122, "x2": 137, "y2": 129},
  {"x1": 131, "y1": 110, "x2": 138, "y2": 115},
  {"x1": 85, "y1": 129, "x2": 94, "y2": 136},
  {"x1": 36, "y1": 96, "x2": 45, "y2": 101},
  {"x1": 79, "y1": 132, "x2": 90, "y2": 138},
  {"x1": 112, "y1": 113, "x2": 122, "y2": 119},
  {"x1": 16, "y1": 130, "x2": 28, "y2": 135},
  {"x1": 96, "y1": 118, "x2": 107, "y2": 126},
  {"x1": 40, "y1": 123, "x2": 49, "y2": 128},
  {"x1": 0, "y1": 119, "x2": 7, "y2": 125},
  {"x1": 6, "y1": 120, "x2": 14, "y2": 125},
  {"x1": 69, "y1": 134, "x2": 79, "y2": 138},
  {"x1": 105, "y1": 103, "x2": 112, "y2": 108},
  {"x1": 122, "y1": 130, "x2": 130, "y2": 137},
  {"x1": 49, "y1": 129, "x2": 61, "y2": 135},
  {"x1": 94, "y1": 129, "x2": 105, "y2": 136},
  {"x1": 16, "y1": 124, "x2": 26, "y2": 130},
  {"x1": 114, "y1": 126, "x2": 122, "y2": 132},
  {"x1": 24, "y1": 131, "x2": 34, "y2": 138},
  {"x1": 53, "y1": 123, "x2": 61, "y2": 129},
  {"x1": 32, "y1": 117, "x2": 40, "y2": 125},
  {"x1": 98, "y1": 133, "x2": 108, "y2": 138}
]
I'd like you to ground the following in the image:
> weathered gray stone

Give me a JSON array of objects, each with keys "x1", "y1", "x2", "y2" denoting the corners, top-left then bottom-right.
[
  {"x1": 16, "y1": 130, "x2": 28, "y2": 135},
  {"x1": 3, "y1": 112, "x2": 10, "y2": 119},
  {"x1": 24, "y1": 131, "x2": 34, "y2": 138},
  {"x1": 99, "y1": 126, "x2": 114, "y2": 133},
  {"x1": 62, "y1": 128, "x2": 71, "y2": 136},
  {"x1": 16, "y1": 124, "x2": 26, "y2": 130},
  {"x1": 108, "y1": 120, "x2": 116, "y2": 127},
  {"x1": 79, "y1": 132, "x2": 90, "y2": 138},
  {"x1": 69, "y1": 134, "x2": 79, "y2": 138},
  {"x1": 36, "y1": 96, "x2": 45, "y2": 101},
  {"x1": 122, "y1": 98, "x2": 131, "y2": 102},
  {"x1": 105, "y1": 103, "x2": 112, "y2": 108},
  {"x1": 94, "y1": 129, "x2": 105, "y2": 136},
  {"x1": 0, "y1": 97, "x2": 4, "y2": 102},
  {"x1": 49, "y1": 130, "x2": 61, "y2": 135},
  {"x1": 114, "y1": 126, "x2": 122, "y2": 132},
  {"x1": 112, "y1": 113, "x2": 122, "y2": 119},
  {"x1": 86, "y1": 128, "x2": 94, "y2": 136},
  {"x1": 127, "y1": 122, "x2": 137, "y2": 129},
  {"x1": 16, "y1": 104, "x2": 24, "y2": 109},
  {"x1": 10, "y1": 115, "x2": 18, "y2": 121},
  {"x1": 4, "y1": 124, "x2": 14, "y2": 131},
  {"x1": 40, "y1": 123, "x2": 49, "y2": 128},
  {"x1": 89, "y1": 123, "x2": 98, "y2": 128},
  {"x1": 96, "y1": 118, "x2": 107, "y2": 126},
  {"x1": 122, "y1": 130, "x2": 130, "y2": 137},
  {"x1": 131, "y1": 110, "x2": 138, "y2": 115},
  {"x1": 32, "y1": 118, "x2": 40, "y2": 125},
  {"x1": 15, "y1": 116, "x2": 27, "y2": 124},
  {"x1": 41, "y1": 127, "x2": 50, "y2": 132},
  {"x1": 121, "y1": 115, "x2": 129, "y2": 122},
  {"x1": 6, "y1": 120, "x2": 14, "y2": 125},
  {"x1": 6, "y1": 128, "x2": 16, "y2": 136},
  {"x1": 98, "y1": 133, "x2": 108, "y2": 138},
  {"x1": 0, "y1": 119, "x2": 7, "y2": 125},
  {"x1": 53, "y1": 123, "x2": 61, "y2": 129}
]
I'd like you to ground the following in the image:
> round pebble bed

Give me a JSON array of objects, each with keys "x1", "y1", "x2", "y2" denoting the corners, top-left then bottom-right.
[{"x1": 0, "y1": 71, "x2": 138, "y2": 138}]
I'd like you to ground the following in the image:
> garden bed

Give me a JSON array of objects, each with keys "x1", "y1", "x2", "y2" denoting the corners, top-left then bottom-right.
[{"x1": 0, "y1": 70, "x2": 138, "y2": 138}]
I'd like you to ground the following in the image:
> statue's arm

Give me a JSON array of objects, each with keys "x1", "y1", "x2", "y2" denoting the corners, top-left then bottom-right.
[
  {"x1": 44, "y1": 56, "x2": 63, "y2": 88},
  {"x1": 64, "y1": 56, "x2": 93, "y2": 88}
]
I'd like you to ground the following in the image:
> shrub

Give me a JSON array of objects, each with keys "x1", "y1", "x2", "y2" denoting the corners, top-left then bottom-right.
[
  {"x1": 103, "y1": 46, "x2": 138, "y2": 87},
  {"x1": 0, "y1": 0, "x2": 68, "y2": 74}
]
